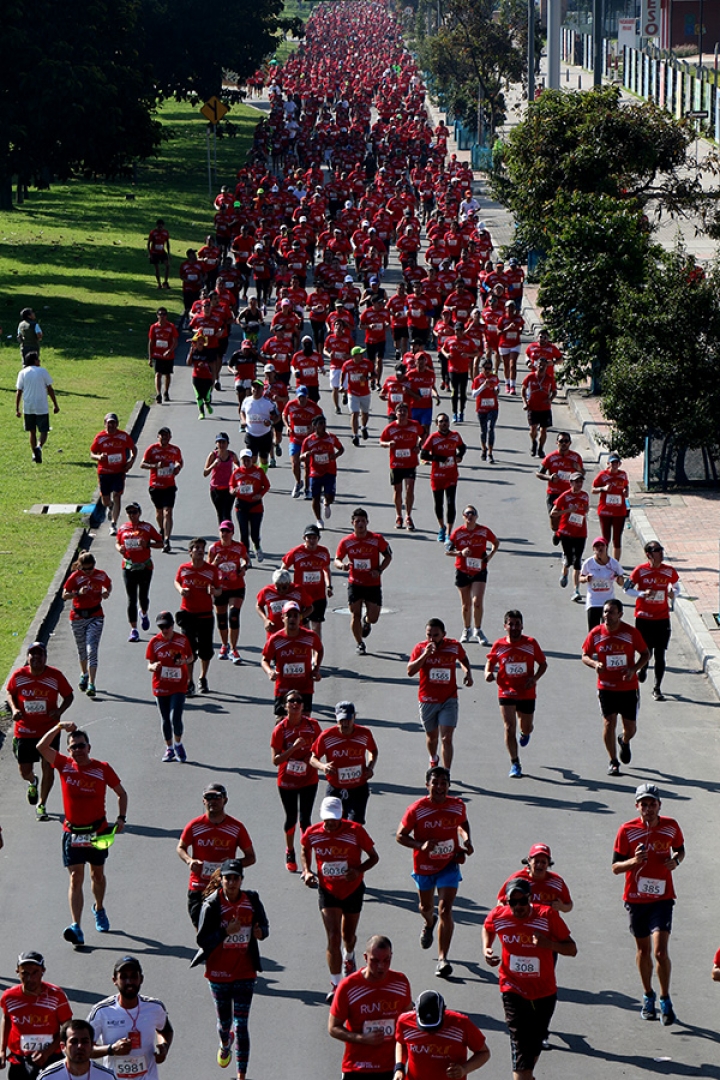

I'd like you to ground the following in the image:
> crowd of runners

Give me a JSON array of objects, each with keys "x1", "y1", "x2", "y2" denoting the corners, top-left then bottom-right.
[{"x1": 3, "y1": 2, "x2": 711, "y2": 1080}]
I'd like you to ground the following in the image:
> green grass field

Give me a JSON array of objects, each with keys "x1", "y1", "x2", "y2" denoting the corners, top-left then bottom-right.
[{"x1": 0, "y1": 99, "x2": 256, "y2": 681}]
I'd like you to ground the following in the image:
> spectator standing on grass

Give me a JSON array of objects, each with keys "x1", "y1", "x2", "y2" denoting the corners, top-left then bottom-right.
[
  {"x1": 16, "y1": 351, "x2": 59, "y2": 464},
  {"x1": 17, "y1": 307, "x2": 43, "y2": 361}
]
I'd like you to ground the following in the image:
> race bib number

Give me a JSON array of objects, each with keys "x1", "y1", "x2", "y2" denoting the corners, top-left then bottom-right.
[
  {"x1": 294, "y1": 425, "x2": 308, "y2": 436},
  {"x1": 605, "y1": 654, "x2": 627, "y2": 669},
  {"x1": 362, "y1": 1020, "x2": 394, "y2": 1037},
  {"x1": 509, "y1": 954, "x2": 539, "y2": 975},
  {"x1": 124, "y1": 538, "x2": 142, "y2": 549},
  {"x1": 506, "y1": 662, "x2": 527, "y2": 677},
  {"x1": 20, "y1": 1034, "x2": 53, "y2": 1053},
  {"x1": 302, "y1": 367, "x2": 316, "y2": 378},
  {"x1": 557, "y1": 470, "x2": 571, "y2": 481},
  {"x1": 568, "y1": 513, "x2": 584, "y2": 526},
  {"x1": 350, "y1": 373, "x2": 363, "y2": 383},
  {"x1": 638, "y1": 877, "x2": 666, "y2": 896},
  {"x1": 71, "y1": 832, "x2": 96, "y2": 847},
  {"x1": 24, "y1": 700, "x2": 47, "y2": 714},
  {"x1": 438, "y1": 459, "x2": 452, "y2": 469},
  {"x1": 219, "y1": 561, "x2": 236, "y2": 573},
  {"x1": 157, "y1": 466, "x2": 174, "y2": 477},
  {"x1": 647, "y1": 590, "x2": 665, "y2": 604},
  {"x1": 239, "y1": 484, "x2": 254, "y2": 495},
  {"x1": 395, "y1": 448, "x2": 410, "y2": 459},
  {"x1": 160, "y1": 665, "x2": 182, "y2": 681},
  {"x1": 225, "y1": 926, "x2": 251, "y2": 947},
  {"x1": 390, "y1": 393, "x2": 403, "y2": 402},
  {"x1": 107, "y1": 453, "x2": 123, "y2": 465},
  {"x1": 155, "y1": 339, "x2": 168, "y2": 350},
  {"x1": 605, "y1": 493, "x2": 622, "y2": 505},
  {"x1": 420, "y1": 387, "x2": 431, "y2": 397},
  {"x1": 303, "y1": 571, "x2": 321, "y2": 584},
  {"x1": 338, "y1": 764, "x2": 363, "y2": 783},
  {"x1": 429, "y1": 668, "x2": 452, "y2": 682},
  {"x1": 314, "y1": 453, "x2": 329, "y2": 465},
  {"x1": 431, "y1": 839, "x2": 454, "y2": 858},
  {"x1": 465, "y1": 557, "x2": 484, "y2": 570},
  {"x1": 592, "y1": 577, "x2": 612, "y2": 591},
  {"x1": 114, "y1": 1057, "x2": 148, "y2": 1078},
  {"x1": 322, "y1": 860, "x2": 348, "y2": 878},
  {"x1": 286, "y1": 759, "x2": 308, "y2": 775},
  {"x1": 353, "y1": 559, "x2": 371, "y2": 571},
  {"x1": 480, "y1": 397, "x2": 494, "y2": 407},
  {"x1": 202, "y1": 861, "x2": 222, "y2": 878},
  {"x1": 283, "y1": 662, "x2": 305, "y2": 677},
  {"x1": 270, "y1": 600, "x2": 285, "y2": 614}
]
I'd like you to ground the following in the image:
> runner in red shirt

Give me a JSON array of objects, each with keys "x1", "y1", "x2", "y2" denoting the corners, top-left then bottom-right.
[
  {"x1": 525, "y1": 328, "x2": 562, "y2": 374},
  {"x1": 179, "y1": 248, "x2": 204, "y2": 320},
  {"x1": 612, "y1": 783, "x2": 685, "y2": 1025},
  {"x1": 145, "y1": 610, "x2": 194, "y2": 764},
  {"x1": 174, "y1": 538, "x2": 221, "y2": 695},
  {"x1": 420, "y1": 414, "x2": 467, "y2": 545},
  {"x1": 550, "y1": 472, "x2": 589, "y2": 600},
  {"x1": 89, "y1": 413, "x2": 137, "y2": 536},
  {"x1": 397, "y1": 766, "x2": 473, "y2": 977},
  {"x1": 470, "y1": 357, "x2": 500, "y2": 462},
  {"x1": 407, "y1": 619, "x2": 472, "y2": 771},
  {"x1": 115, "y1": 502, "x2": 163, "y2": 643},
  {"x1": 483, "y1": 877, "x2": 576, "y2": 1077},
  {"x1": 310, "y1": 701, "x2": 378, "y2": 826},
  {"x1": 359, "y1": 297, "x2": 391, "y2": 387},
  {"x1": 61, "y1": 551, "x2": 112, "y2": 699},
  {"x1": 335, "y1": 508, "x2": 393, "y2": 656},
  {"x1": 342, "y1": 346, "x2": 375, "y2": 446},
  {"x1": 0, "y1": 951, "x2": 71, "y2": 1076},
  {"x1": 177, "y1": 782, "x2": 256, "y2": 927},
  {"x1": 536, "y1": 432, "x2": 585, "y2": 513},
  {"x1": 329, "y1": 935, "x2": 412, "y2": 1078},
  {"x1": 261, "y1": 602, "x2": 323, "y2": 716},
  {"x1": 208, "y1": 521, "x2": 249, "y2": 664},
  {"x1": 37, "y1": 721, "x2": 127, "y2": 947},
  {"x1": 591, "y1": 451, "x2": 629, "y2": 561},
  {"x1": 147, "y1": 218, "x2": 170, "y2": 288},
  {"x1": 521, "y1": 358, "x2": 556, "y2": 460},
  {"x1": 301, "y1": 797, "x2": 379, "y2": 1004},
  {"x1": 485, "y1": 610, "x2": 548, "y2": 779},
  {"x1": 379, "y1": 404, "x2": 423, "y2": 530},
  {"x1": 291, "y1": 336, "x2": 325, "y2": 401},
  {"x1": 497, "y1": 843, "x2": 573, "y2": 912},
  {"x1": 147, "y1": 307, "x2": 179, "y2": 403},
  {"x1": 395, "y1": 990, "x2": 489, "y2": 1080},
  {"x1": 140, "y1": 426, "x2": 183, "y2": 554},
  {"x1": 270, "y1": 694, "x2": 321, "y2": 874},
  {"x1": 282, "y1": 523, "x2": 333, "y2": 637},
  {"x1": 229, "y1": 448, "x2": 271, "y2": 559},
  {"x1": 301, "y1": 414, "x2": 345, "y2": 528},
  {"x1": 629, "y1": 541, "x2": 680, "y2": 702},
  {"x1": 6, "y1": 642, "x2": 73, "y2": 821},
  {"x1": 582, "y1": 598, "x2": 650, "y2": 775},
  {"x1": 255, "y1": 569, "x2": 313, "y2": 636},
  {"x1": 446, "y1": 505, "x2": 499, "y2": 646}
]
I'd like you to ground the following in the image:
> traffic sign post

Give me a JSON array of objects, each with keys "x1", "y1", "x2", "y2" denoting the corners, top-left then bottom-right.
[{"x1": 201, "y1": 97, "x2": 230, "y2": 198}]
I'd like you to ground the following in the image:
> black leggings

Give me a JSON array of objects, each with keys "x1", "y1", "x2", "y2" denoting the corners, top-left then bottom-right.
[
  {"x1": 433, "y1": 486, "x2": 457, "y2": 528},
  {"x1": 278, "y1": 784, "x2": 318, "y2": 833},
  {"x1": 235, "y1": 504, "x2": 263, "y2": 549},
  {"x1": 122, "y1": 564, "x2": 153, "y2": 623},
  {"x1": 193, "y1": 376, "x2": 213, "y2": 405},
  {"x1": 211, "y1": 487, "x2": 234, "y2": 524},
  {"x1": 450, "y1": 371, "x2": 469, "y2": 414}
]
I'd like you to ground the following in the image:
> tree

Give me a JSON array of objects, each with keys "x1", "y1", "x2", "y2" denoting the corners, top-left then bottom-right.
[{"x1": 602, "y1": 251, "x2": 720, "y2": 471}]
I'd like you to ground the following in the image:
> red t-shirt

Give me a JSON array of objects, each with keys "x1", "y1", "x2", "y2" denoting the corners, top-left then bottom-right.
[
  {"x1": 302, "y1": 820, "x2": 375, "y2": 899},
  {"x1": 381, "y1": 377, "x2": 415, "y2": 415},
  {"x1": 180, "y1": 814, "x2": 253, "y2": 891},
  {"x1": 312, "y1": 724, "x2": 378, "y2": 789},
  {"x1": 148, "y1": 227, "x2": 169, "y2": 253},
  {"x1": 582, "y1": 622, "x2": 648, "y2": 690},
  {"x1": 203, "y1": 892, "x2": 258, "y2": 982},
  {"x1": 0, "y1": 983, "x2": 72, "y2": 1057},
  {"x1": 487, "y1": 635, "x2": 547, "y2": 700},
  {"x1": 400, "y1": 794, "x2": 468, "y2": 875},
  {"x1": 421, "y1": 431, "x2": 464, "y2": 490},
  {"x1": 380, "y1": 420, "x2": 422, "y2": 469},
  {"x1": 472, "y1": 372, "x2": 499, "y2": 413},
  {"x1": 409, "y1": 638, "x2": 467, "y2": 704},
  {"x1": 483, "y1": 903, "x2": 571, "y2": 999},
  {"x1": 145, "y1": 631, "x2": 193, "y2": 696},
  {"x1": 396, "y1": 1009, "x2": 487, "y2": 1080},
  {"x1": 256, "y1": 584, "x2": 313, "y2": 633},
  {"x1": 53, "y1": 752, "x2": 121, "y2": 829},
  {"x1": 497, "y1": 868, "x2": 572, "y2": 908},
  {"x1": 7, "y1": 664, "x2": 73, "y2": 739},
  {"x1": 592, "y1": 468, "x2": 629, "y2": 517},
  {"x1": 630, "y1": 563, "x2": 679, "y2": 621},
  {"x1": 208, "y1": 540, "x2": 248, "y2": 591},
  {"x1": 262, "y1": 628, "x2": 321, "y2": 697},
  {"x1": 443, "y1": 335, "x2": 476, "y2": 375},
  {"x1": 291, "y1": 351, "x2": 324, "y2": 388},
  {"x1": 283, "y1": 544, "x2": 331, "y2": 601},
  {"x1": 64, "y1": 568, "x2": 112, "y2": 621},
  {"x1": 116, "y1": 521, "x2": 162, "y2": 565},
  {"x1": 449, "y1": 524, "x2": 497, "y2": 576},
  {"x1": 360, "y1": 308, "x2": 391, "y2": 344},
  {"x1": 148, "y1": 321, "x2": 179, "y2": 360},
  {"x1": 271, "y1": 715, "x2": 321, "y2": 789},
  {"x1": 331, "y1": 969, "x2": 412, "y2": 1073},
  {"x1": 613, "y1": 815, "x2": 684, "y2": 902},
  {"x1": 336, "y1": 532, "x2": 391, "y2": 587},
  {"x1": 90, "y1": 430, "x2": 135, "y2": 475},
  {"x1": 301, "y1": 432, "x2": 343, "y2": 477},
  {"x1": 342, "y1": 357, "x2": 374, "y2": 397},
  {"x1": 522, "y1": 371, "x2": 556, "y2": 411},
  {"x1": 229, "y1": 466, "x2": 270, "y2": 511},
  {"x1": 552, "y1": 489, "x2": 589, "y2": 538},
  {"x1": 142, "y1": 443, "x2": 183, "y2": 490},
  {"x1": 283, "y1": 399, "x2": 323, "y2": 443},
  {"x1": 540, "y1": 450, "x2": 584, "y2": 495},
  {"x1": 175, "y1": 561, "x2": 219, "y2": 614}
]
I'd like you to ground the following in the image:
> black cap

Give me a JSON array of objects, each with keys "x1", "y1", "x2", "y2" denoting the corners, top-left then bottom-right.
[
  {"x1": 156, "y1": 611, "x2": 174, "y2": 627},
  {"x1": 113, "y1": 955, "x2": 142, "y2": 975},
  {"x1": 220, "y1": 859, "x2": 244, "y2": 877},
  {"x1": 17, "y1": 951, "x2": 45, "y2": 967},
  {"x1": 415, "y1": 990, "x2": 445, "y2": 1029},
  {"x1": 506, "y1": 877, "x2": 532, "y2": 899},
  {"x1": 203, "y1": 782, "x2": 227, "y2": 797},
  {"x1": 27, "y1": 641, "x2": 47, "y2": 654}
]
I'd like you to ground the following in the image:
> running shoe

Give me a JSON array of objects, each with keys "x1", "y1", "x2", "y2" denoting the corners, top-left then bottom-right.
[
  {"x1": 292, "y1": 482, "x2": 302, "y2": 498},
  {"x1": 63, "y1": 923, "x2": 84, "y2": 946},
  {"x1": 435, "y1": 960, "x2": 452, "y2": 978},
  {"x1": 174, "y1": 743, "x2": 187, "y2": 763},
  {"x1": 405, "y1": 517, "x2": 415, "y2": 531},
  {"x1": 552, "y1": 532, "x2": 560, "y2": 546},
  {"x1": 187, "y1": 681, "x2": 196, "y2": 698},
  {"x1": 607, "y1": 759, "x2": 621, "y2": 776},
  {"x1": 618, "y1": 736, "x2": 632, "y2": 764},
  {"x1": 156, "y1": 393, "x2": 162, "y2": 404},
  {"x1": 459, "y1": 412, "x2": 464, "y2": 422},
  {"x1": 93, "y1": 905, "x2": 110, "y2": 932},
  {"x1": 199, "y1": 677, "x2": 209, "y2": 694},
  {"x1": 343, "y1": 954, "x2": 356, "y2": 976},
  {"x1": 86, "y1": 683, "x2": 96, "y2": 698},
  {"x1": 361, "y1": 426, "x2": 368, "y2": 440},
  {"x1": 519, "y1": 732, "x2": 531, "y2": 748},
  {"x1": 437, "y1": 526, "x2": 446, "y2": 543},
  {"x1": 286, "y1": 849, "x2": 298, "y2": 873},
  {"x1": 429, "y1": 756, "x2": 439, "y2": 768},
  {"x1": 79, "y1": 673, "x2": 89, "y2": 692},
  {"x1": 128, "y1": 628, "x2": 140, "y2": 643},
  {"x1": 460, "y1": 628, "x2": 470, "y2": 643},
  {"x1": 141, "y1": 613, "x2": 150, "y2": 631},
  {"x1": 653, "y1": 687, "x2": 666, "y2": 701},
  {"x1": 488, "y1": 453, "x2": 495, "y2": 464},
  {"x1": 206, "y1": 402, "x2": 214, "y2": 415},
  {"x1": 163, "y1": 540, "x2": 172, "y2": 553},
  {"x1": 352, "y1": 435, "x2": 360, "y2": 447},
  {"x1": 325, "y1": 988, "x2": 337, "y2": 1005},
  {"x1": 356, "y1": 641, "x2": 367, "y2": 655},
  {"x1": 162, "y1": 746, "x2": 176, "y2": 762},
  {"x1": 420, "y1": 914, "x2": 438, "y2": 949},
  {"x1": 470, "y1": 629, "x2": 489, "y2": 645},
  {"x1": 559, "y1": 568, "x2": 568, "y2": 588},
  {"x1": 542, "y1": 1038, "x2": 551, "y2": 1051},
  {"x1": 218, "y1": 644, "x2": 230, "y2": 660},
  {"x1": 33, "y1": 446, "x2": 43, "y2": 463},
  {"x1": 108, "y1": 523, "x2": 117, "y2": 536},
  {"x1": 214, "y1": 380, "x2": 222, "y2": 391},
  {"x1": 361, "y1": 618, "x2": 372, "y2": 638},
  {"x1": 531, "y1": 439, "x2": 537, "y2": 456},
  {"x1": 217, "y1": 1034, "x2": 234, "y2": 1068},
  {"x1": 230, "y1": 649, "x2": 243, "y2": 665},
  {"x1": 316, "y1": 519, "x2": 324, "y2": 530},
  {"x1": 452, "y1": 413, "x2": 459, "y2": 423},
  {"x1": 641, "y1": 991, "x2": 657, "y2": 1021},
  {"x1": 269, "y1": 457, "x2": 277, "y2": 468},
  {"x1": 36, "y1": 803, "x2": 49, "y2": 821},
  {"x1": 659, "y1": 996, "x2": 675, "y2": 1025},
  {"x1": 395, "y1": 516, "x2": 404, "y2": 529},
  {"x1": 481, "y1": 448, "x2": 487, "y2": 461},
  {"x1": 255, "y1": 546, "x2": 264, "y2": 562},
  {"x1": 304, "y1": 489, "x2": 312, "y2": 500},
  {"x1": 571, "y1": 589, "x2": 582, "y2": 603},
  {"x1": 444, "y1": 539, "x2": 453, "y2": 552},
  {"x1": 275, "y1": 443, "x2": 282, "y2": 457},
  {"x1": 508, "y1": 761, "x2": 522, "y2": 779},
  {"x1": 163, "y1": 392, "x2": 170, "y2": 402},
  {"x1": 26, "y1": 778, "x2": 39, "y2": 805}
]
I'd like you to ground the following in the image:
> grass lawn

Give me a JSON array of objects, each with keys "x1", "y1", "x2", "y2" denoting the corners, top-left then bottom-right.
[{"x1": 0, "y1": 99, "x2": 256, "y2": 682}]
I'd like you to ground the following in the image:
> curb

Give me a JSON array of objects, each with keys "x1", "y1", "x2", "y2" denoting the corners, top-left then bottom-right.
[
  {"x1": 567, "y1": 390, "x2": 720, "y2": 700},
  {"x1": 3, "y1": 401, "x2": 149, "y2": 690}
]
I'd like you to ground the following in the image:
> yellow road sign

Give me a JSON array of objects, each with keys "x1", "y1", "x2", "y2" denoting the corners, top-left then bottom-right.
[{"x1": 201, "y1": 96, "x2": 229, "y2": 124}]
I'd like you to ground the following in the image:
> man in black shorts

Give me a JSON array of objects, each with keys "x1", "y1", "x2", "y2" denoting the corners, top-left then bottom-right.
[
  {"x1": 335, "y1": 509, "x2": 393, "y2": 656},
  {"x1": 140, "y1": 427, "x2": 184, "y2": 554},
  {"x1": 521, "y1": 357, "x2": 556, "y2": 458},
  {"x1": 174, "y1": 538, "x2": 221, "y2": 695}
]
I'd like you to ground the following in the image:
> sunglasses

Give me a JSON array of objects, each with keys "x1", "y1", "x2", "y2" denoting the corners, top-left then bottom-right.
[
  {"x1": 463, "y1": 511, "x2": 477, "y2": 517},
  {"x1": 69, "y1": 743, "x2": 88, "y2": 750},
  {"x1": 204, "y1": 794, "x2": 223, "y2": 801},
  {"x1": 508, "y1": 896, "x2": 530, "y2": 906},
  {"x1": 646, "y1": 547, "x2": 663, "y2": 554}
]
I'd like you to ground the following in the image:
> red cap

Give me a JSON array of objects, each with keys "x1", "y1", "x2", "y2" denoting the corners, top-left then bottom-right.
[{"x1": 527, "y1": 843, "x2": 552, "y2": 860}]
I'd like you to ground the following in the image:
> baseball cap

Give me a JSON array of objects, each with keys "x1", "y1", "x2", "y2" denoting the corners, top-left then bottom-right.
[
  {"x1": 220, "y1": 859, "x2": 244, "y2": 877},
  {"x1": 27, "y1": 641, "x2": 47, "y2": 654},
  {"x1": 125, "y1": 502, "x2": 141, "y2": 514},
  {"x1": 635, "y1": 783, "x2": 661, "y2": 802},
  {"x1": 157, "y1": 426, "x2": 171, "y2": 436},
  {"x1": 240, "y1": 448, "x2": 253, "y2": 458},
  {"x1": 608, "y1": 451, "x2": 622, "y2": 462},
  {"x1": 415, "y1": 990, "x2": 445, "y2": 1029},
  {"x1": 592, "y1": 536, "x2": 607, "y2": 547},
  {"x1": 297, "y1": 385, "x2": 309, "y2": 396},
  {"x1": 263, "y1": 363, "x2": 276, "y2": 373},
  {"x1": 251, "y1": 378, "x2": 264, "y2": 388},
  {"x1": 215, "y1": 432, "x2": 230, "y2": 443},
  {"x1": 344, "y1": 275, "x2": 354, "y2": 283},
  {"x1": 335, "y1": 701, "x2": 355, "y2": 720},
  {"x1": 320, "y1": 796, "x2": 343, "y2": 820},
  {"x1": 219, "y1": 520, "x2": 234, "y2": 532},
  {"x1": 156, "y1": 611, "x2": 174, "y2": 627},
  {"x1": 282, "y1": 601, "x2": 300, "y2": 614},
  {"x1": 203, "y1": 782, "x2": 227, "y2": 797},
  {"x1": 569, "y1": 472, "x2": 584, "y2": 481},
  {"x1": 113, "y1": 955, "x2": 142, "y2": 975},
  {"x1": 104, "y1": 412, "x2": 119, "y2": 422},
  {"x1": 350, "y1": 346, "x2": 365, "y2": 356},
  {"x1": 17, "y1": 951, "x2": 44, "y2": 967},
  {"x1": 527, "y1": 843, "x2": 552, "y2": 860},
  {"x1": 303, "y1": 524, "x2": 321, "y2": 537},
  {"x1": 506, "y1": 877, "x2": 532, "y2": 898}
]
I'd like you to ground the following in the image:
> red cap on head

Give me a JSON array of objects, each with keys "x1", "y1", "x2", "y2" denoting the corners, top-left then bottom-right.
[{"x1": 527, "y1": 843, "x2": 552, "y2": 860}]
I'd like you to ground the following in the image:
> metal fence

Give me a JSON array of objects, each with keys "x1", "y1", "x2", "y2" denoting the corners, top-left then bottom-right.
[{"x1": 644, "y1": 434, "x2": 720, "y2": 490}]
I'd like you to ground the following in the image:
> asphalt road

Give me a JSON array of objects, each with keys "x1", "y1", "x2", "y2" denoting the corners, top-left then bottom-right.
[{"x1": 1, "y1": 283, "x2": 719, "y2": 1079}]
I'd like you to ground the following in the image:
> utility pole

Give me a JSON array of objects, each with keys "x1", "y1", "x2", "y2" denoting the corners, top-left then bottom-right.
[
  {"x1": 593, "y1": 0, "x2": 603, "y2": 86},
  {"x1": 547, "y1": 0, "x2": 560, "y2": 88},
  {"x1": 698, "y1": 0, "x2": 704, "y2": 70},
  {"x1": 528, "y1": 0, "x2": 535, "y2": 102}
]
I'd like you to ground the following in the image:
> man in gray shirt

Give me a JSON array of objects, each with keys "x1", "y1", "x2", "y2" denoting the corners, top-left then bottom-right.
[
  {"x1": 16, "y1": 351, "x2": 59, "y2": 463},
  {"x1": 17, "y1": 306, "x2": 43, "y2": 360}
]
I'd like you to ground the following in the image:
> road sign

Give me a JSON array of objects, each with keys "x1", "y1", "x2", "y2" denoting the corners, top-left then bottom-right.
[
  {"x1": 201, "y1": 96, "x2": 229, "y2": 124},
  {"x1": 687, "y1": 110, "x2": 709, "y2": 119}
]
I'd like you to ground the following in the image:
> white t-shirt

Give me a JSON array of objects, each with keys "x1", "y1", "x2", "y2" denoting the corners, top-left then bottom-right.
[
  {"x1": 581, "y1": 555, "x2": 624, "y2": 608},
  {"x1": 87, "y1": 994, "x2": 168, "y2": 1080},
  {"x1": 16, "y1": 365, "x2": 53, "y2": 414},
  {"x1": 240, "y1": 395, "x2": 276, "y2": 437}
]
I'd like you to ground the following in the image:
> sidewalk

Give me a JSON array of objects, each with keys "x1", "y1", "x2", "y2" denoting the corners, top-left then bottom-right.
[{"x1": 426, "y1": 84, "x2": 720, "y2": 699}]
